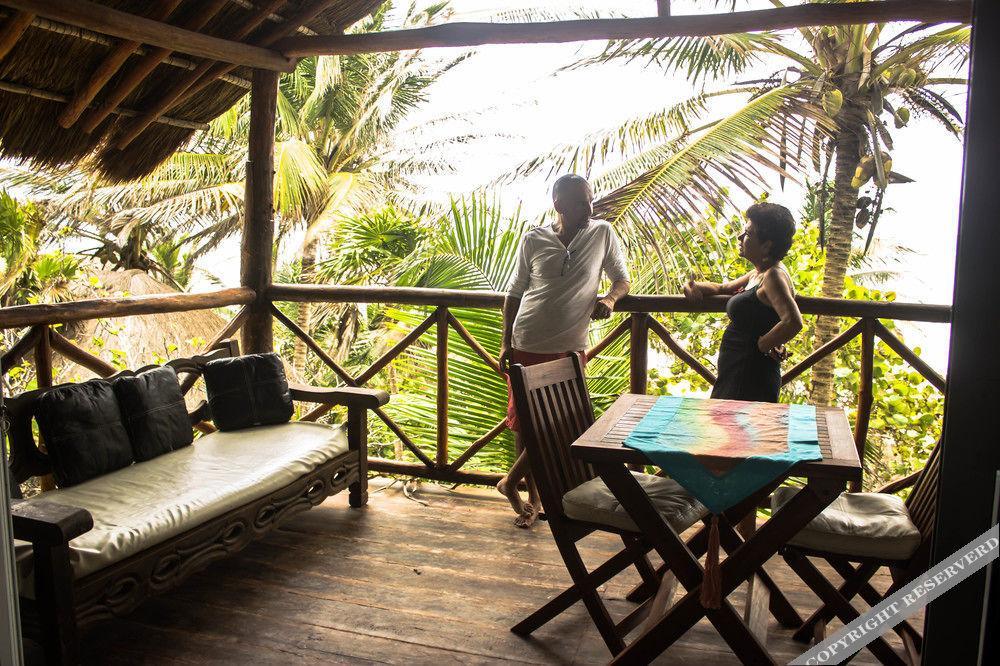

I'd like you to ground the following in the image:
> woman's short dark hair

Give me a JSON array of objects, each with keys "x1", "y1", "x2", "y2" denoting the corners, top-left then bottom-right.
[{"x1": 746, "y1": 202, "x2": 796, "y2": 261}]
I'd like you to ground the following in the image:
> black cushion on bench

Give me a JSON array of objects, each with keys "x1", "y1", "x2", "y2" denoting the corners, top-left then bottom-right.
[
  {"x1": 203, "y1": 352, "x2": 294, "y2": 431},
  {"x1": 35, "y1": 379, "x2": 133, "y2": 487},
  {"x1": 114, "y1": 366, "x2": 193, "y2": 461}
]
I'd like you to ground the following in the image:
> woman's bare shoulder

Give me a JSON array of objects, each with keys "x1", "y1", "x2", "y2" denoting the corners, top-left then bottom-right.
[{"x1": 762, "y1": 263, "x2": 795, "y2": 294}]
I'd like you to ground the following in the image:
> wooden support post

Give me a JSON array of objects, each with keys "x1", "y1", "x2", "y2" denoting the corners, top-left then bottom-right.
[
  {"x1": 656, "y1": 0, "x2": 671, "y2": 18},
  {"x1": 33, "y1": 543, "x2": 79, "y2": 665},
  {"x1": 241, "y1": 69, "x2": 279, "y2": 354},
  {"x1": 926, "y1": 2, "x2": 1000, "y2": 659},
  {"x1": 436, "y1": 306, "x2": 449, "y2": 468},
  {"x1": 853, "y1": 318, "x2": 875, "y2": 491},
  {"x1": 33, "y1": 325, "x2": 55, "y2": 491},
  {"x1": 629, "y1": 312, "x2": 649, "y2": 395},
  {"x1": 347, "y1": 404, "x2": 369, "y2": 508}
]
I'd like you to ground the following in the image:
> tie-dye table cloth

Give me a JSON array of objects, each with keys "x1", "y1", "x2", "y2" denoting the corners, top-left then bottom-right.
[{"x1": 623, "y1": 396, "x2": 821, "y2": 514}]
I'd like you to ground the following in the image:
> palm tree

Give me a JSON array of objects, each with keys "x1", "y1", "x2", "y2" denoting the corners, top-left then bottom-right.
[
  {"x1": 0, "y1": 146, "x2": 245, "y2": 288},
  {"x1": 0, "y1": 191, "x2": 80, "y2": 308},
  {"x1": 520, "y1": 1, "x2": 968, "y2": 404},
  {"x1": 264, "y1": 2, "x2": 468, "y2": 369}
]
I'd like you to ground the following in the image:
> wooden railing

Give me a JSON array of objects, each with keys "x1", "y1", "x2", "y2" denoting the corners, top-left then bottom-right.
[
  {"x1": 1, "y1": 284, "x2": 951, "y2": 491},
  {"x1": 268, "y1": 284, "x2": 951, "y2": 489},
  {"x1": 1, "y1": 287, "x2": 253, "y2": 387}
]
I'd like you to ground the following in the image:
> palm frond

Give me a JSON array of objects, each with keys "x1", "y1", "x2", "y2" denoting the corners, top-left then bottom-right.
[
  {"x1": 569, "y1": 32, "x2": 784, "y2": 86},
  {"x1": 593, "y1": 84, "x2": 831, "y2": 276}
]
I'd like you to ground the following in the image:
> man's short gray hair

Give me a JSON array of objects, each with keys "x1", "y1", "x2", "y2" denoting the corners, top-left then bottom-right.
[{"x1": 552, "y1": 174, "x2": 591, "y2": 199}]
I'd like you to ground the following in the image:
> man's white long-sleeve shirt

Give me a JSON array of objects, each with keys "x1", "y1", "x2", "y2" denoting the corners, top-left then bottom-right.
[{"x1": 508, "y1": 220, "x2": 629, "y2": 354}]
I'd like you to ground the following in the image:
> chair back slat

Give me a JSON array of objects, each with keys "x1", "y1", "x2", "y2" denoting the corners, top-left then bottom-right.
[
  {"x1": 904, "y1": 440, "x2": 942, "y2": 539},
  {"x1": 509, "y1": 354, "x2": 595, "y2": 519}
]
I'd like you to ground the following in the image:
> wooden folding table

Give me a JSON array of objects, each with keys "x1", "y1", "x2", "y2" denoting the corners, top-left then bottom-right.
[{"x1": 571, "y1": 394, "x2": 862, "y2": 665}]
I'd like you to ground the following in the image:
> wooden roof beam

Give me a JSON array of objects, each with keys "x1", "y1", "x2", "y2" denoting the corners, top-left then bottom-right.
[
  {"x1": 109, "y1": 0, "x2": 292, "y2": 149},
  {"x1": 76, "y1": 0, "x2": 232, "y2": 134},
  {"x1": 0, "y1": 11, "x2": 35, "y2": 61},
  {"x1": 0, "y1": 79, "x2": 209, "y2": 130},
  {"x1": 114, "y1": 0, "x2": 339, "y2": 151},
  {"x1": 57, "y1": 0, "x2": 184, "y2": 129},
  {"x1": 275, "y1": 0, "x2": 972, "y2": 57},
  {"x1": 0, "y1": 10, "x2": 251, "y2": 88},
  {"x1": 2, "y1": 0, "x2": 293, "y2": 70},
  {"x1": 229, "y1": 0, "x2": 317, "y2": 35}
]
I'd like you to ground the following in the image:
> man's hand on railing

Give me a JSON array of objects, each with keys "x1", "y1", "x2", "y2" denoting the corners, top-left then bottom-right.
[
  {"x1": 499, "y1": 344, "x2": 511, "y2": 374},
  {"x1": 592, "y1": 296, "x2": 615, "y2": 320}
]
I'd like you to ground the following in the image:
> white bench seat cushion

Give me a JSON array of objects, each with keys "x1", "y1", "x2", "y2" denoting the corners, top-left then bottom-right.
[
  {"x1": 16, "y1": 421, "x2": 348, "y2": 593},
  {"x1": 562, "y1": 471, "x2": 707, "y2": 533},
  {"x1": 772, "y1": 487, "x2": 921, "y2": 561}
]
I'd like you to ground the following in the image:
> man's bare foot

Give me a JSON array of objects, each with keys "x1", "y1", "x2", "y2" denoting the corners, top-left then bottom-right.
[
  {"x1": 514, "y1": 503, "x2": 540, "y2": 529},
  {"x1": 497, "y1": 478, "x2": 525, "y2": 515}
]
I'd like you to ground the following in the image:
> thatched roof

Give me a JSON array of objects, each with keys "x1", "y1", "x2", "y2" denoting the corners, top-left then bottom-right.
[
  {"x1": 0, "y1": 1, "x2": 383, "y2": 182},
  {"x1": 59, "y1": 269, "x2": 228, "y2": 384}
]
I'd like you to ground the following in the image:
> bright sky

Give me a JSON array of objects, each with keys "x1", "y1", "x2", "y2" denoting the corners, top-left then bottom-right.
[{"x1": 208, "y1": 0, "x2": 968, "y2": 370}]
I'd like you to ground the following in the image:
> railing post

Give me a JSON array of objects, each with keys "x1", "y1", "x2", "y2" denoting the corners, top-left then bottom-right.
[
  {"x1": 853, "y1": 317, "x2": 876, "y2": 491},
  {"x1": 629, "y1": 312, "x2": 649, "y2": 395},
  {"x1": 33, "y1": 324, "x2": 53, "y2": 389},
  {"x1": 436, "y1": 306, "x2": 449, "y2": 468}
]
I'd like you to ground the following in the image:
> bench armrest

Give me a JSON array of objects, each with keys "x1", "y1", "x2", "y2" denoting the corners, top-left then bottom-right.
[
  {"x1": 288, "y1": 383, "x2": 390, "y2": 410},
  {"x1": 11, "y1": 500, "x2": 93, "y2": 546}
]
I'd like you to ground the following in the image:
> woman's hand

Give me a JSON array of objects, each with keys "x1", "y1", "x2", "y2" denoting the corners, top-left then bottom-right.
[
  {"x1": 758, "y1": 338, "x2": 789, "y2": 361},
  {"x1": 683, "y1": 278, "x2": 704, "y2": 303}
]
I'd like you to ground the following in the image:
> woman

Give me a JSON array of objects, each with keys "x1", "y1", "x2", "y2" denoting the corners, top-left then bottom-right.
[{"x1": 683, "y1": 202, "x2": 803, "y2": 402}]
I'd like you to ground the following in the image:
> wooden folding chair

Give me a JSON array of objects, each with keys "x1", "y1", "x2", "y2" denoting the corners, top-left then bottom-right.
[
  {"x1": 779, "y1": 441, "x2": 942, "y2": 665},
  {"x1": 507, "y1": 354, "x2": 708, "y2": 655}
]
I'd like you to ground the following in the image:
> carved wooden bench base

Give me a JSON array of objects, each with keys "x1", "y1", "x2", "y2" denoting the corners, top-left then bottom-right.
[{"x1": 19, "y1": 452, "x2": 361, "y2": 642}]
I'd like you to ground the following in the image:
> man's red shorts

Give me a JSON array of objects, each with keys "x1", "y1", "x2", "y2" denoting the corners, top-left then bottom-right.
[{"x1": 505, "y1": 349, "x2": 586, "y2": 432}]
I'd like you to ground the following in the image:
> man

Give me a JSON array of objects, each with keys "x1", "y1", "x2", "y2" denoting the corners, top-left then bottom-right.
[{"x1": 498, "y1": 174, "x2": 631, "y2": 527}]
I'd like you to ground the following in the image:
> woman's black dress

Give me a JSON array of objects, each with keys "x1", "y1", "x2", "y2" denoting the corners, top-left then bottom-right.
[{"x1": 710, "y1": 284, "x2": 781, "y2": 402}]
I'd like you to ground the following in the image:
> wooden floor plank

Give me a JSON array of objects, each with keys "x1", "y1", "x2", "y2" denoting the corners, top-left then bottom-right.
[{"x1": 39, "y1": 479, "x2": 919, "y2": 666}]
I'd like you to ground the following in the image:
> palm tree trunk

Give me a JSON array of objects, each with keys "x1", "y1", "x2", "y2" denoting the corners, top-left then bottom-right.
[
  {"x1": 810, "y1": 120, "x2": 861, "y2": 405},
  {"x1": 292, "y1": 238, "x2": 319, "y2": 372}
]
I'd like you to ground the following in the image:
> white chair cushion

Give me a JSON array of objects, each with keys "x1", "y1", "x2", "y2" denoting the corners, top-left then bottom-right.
[
  {"x1": 772, "y1": 487, "x2": 922, "y2": 560},
  {"x1": 15, "y1": 421, "x2": 349, "y2": 596},
  {"x1": 562, "y1": 471, "x2": 707, "y2": 533}
]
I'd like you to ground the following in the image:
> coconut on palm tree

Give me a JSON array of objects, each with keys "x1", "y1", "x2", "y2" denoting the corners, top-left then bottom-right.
[{"x1": 520, "y1": 1, "x2": 968, "y2": 404}]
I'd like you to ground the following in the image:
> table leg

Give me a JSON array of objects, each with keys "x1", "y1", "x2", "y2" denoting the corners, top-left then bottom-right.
[
  {"x1": 605, "y1": 470, "x2": 843, "y2": 665},
  {"x1": 597, "y1": 463, "x2": 773, "y2": 665},
  {"x1": 718, "y1": 523, "x2": 803, "y2": 629},
  {"x1": 738, "y1": 512, "x2": 771, "y2": 644}
]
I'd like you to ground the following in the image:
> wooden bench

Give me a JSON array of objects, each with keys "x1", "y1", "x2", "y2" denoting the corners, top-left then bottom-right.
[{"x1": 3, "y1": 340, "x2": 389, "y2": 665}]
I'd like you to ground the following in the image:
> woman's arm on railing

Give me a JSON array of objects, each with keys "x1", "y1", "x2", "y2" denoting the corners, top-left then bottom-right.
[{"x1": 683, "y1": 271, "x2": 753, "y2": 301}]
